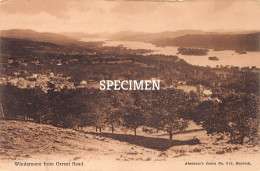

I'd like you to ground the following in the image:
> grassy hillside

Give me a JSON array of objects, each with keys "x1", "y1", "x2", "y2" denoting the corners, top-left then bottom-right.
[
  {"x1": 1, "y1": 120, "x2": 259, "y2": 162},
  {"x1": 0, "y1": 119, "x2": 158, "y2": 161}
]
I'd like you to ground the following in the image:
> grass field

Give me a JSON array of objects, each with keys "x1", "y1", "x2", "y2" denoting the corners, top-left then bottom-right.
[{"x1": 0, "y1": 120, "x2": 259, "y2": 171}]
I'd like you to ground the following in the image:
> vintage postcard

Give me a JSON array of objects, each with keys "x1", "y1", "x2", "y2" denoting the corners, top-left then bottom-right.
[{"x1": 0, "y1": 0, "x2": 259, "y2": 170}]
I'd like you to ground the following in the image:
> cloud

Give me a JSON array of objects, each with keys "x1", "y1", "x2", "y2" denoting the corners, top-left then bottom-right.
[
  {"x1": 0, "y1": 0, "x2": 107, "y2": 18},
  {"x1": 0, "y1": 0, "x2": 259, "y2": 33}
]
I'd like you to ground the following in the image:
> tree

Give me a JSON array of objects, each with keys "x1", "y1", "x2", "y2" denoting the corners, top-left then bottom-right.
[
  {"x1": 48, "y1": 87, "x2": 86, "y2": 128},
  {"x1": 148, "y1": 89, "x2": 190, "y2": 139},
  {"x1": 161, "y1": 109, "x2": 188, "y2": 140},
  {"x1": 191, "y1": 100, "x2": 218, "y2": 124},
  {"x1": 105, "y1": 108, "x2": 122, "y2": 133},
  {"x1": 91, "y1": 107, "x2": 106, "y2": 132},
  {"x1": 104, "y1": 91, "x2": 124, "y2": 133},
  {"x1": 203, "y1": 92, "x2": 259, "y2": 144},
  {"x1": 0, "y1": 84, "x2": 25, "y2": 118},
  {"x1": 24, "y1": 87, "x2": 51, "y2": 123},
  {"x1": 147, "y1": 108, "x2": 165, "y2": 133},
  {"x1": 123, "y1": 106, "x2": 144, "y2": 136}
]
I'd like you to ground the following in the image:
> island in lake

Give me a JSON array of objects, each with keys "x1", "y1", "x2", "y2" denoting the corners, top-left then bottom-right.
[
  {"x1": 177, "y1": 47, "x2": 208, "y2": 56},
  {"x1": 208, "y1": 56, "x2": 219, "y2": 60}
]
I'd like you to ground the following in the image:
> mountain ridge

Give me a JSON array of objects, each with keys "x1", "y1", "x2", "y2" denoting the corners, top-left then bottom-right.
[
  {"x1": 1, "y1": 29, "x2": 260, "y2": 51},
  {"x1": 0, "y1": 29, "x2": 79, "y2": 45}
]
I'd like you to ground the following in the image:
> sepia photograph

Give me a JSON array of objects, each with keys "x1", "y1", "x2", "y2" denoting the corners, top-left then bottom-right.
[{"x1": 0, "y1": 0, "x2": 259, "y2": 170}]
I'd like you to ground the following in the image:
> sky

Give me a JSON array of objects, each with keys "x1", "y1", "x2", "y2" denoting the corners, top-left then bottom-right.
[{"x1": 0, "y1": 0, "x2": 259, "y2": 33}]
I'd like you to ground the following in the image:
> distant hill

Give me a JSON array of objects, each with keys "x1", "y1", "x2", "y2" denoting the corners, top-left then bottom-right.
[
  {"x1": 108, "y1": 30, "x2": 260, "y2": 51},
  {"x1": 0, "y1": 29, "x2": 80, "y2": 45},
  {"x1": 0, "y1": 29, "x2": 103, "y2": 47},
  {"x1": 61, "y1": 32, "x2": 111, "y2": 39},
  {"x1": 154, "y1": 32, "x2": 260, "y2": 51},
  {"x1": 61, "y1": 30, "x2": 206, "y2": 42},
  {"x1": 2, "y1": 29, "x2": 259, "y2": 52},
  {"x1": 61, "y1": 30, "x2": 260, "y2": 51},
  {"x1": 109, "y1": 30, "x2": 206, "y2": 42}
]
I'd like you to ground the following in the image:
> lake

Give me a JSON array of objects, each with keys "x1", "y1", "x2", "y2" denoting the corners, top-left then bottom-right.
[{"x1": 81, "y1": 38, "x2": 260, "y2": 68}]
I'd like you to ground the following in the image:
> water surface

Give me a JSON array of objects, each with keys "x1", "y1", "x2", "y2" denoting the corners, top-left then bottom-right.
[{"x1": 81, "y1": 38, "x2": 260, "y2": 68}]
